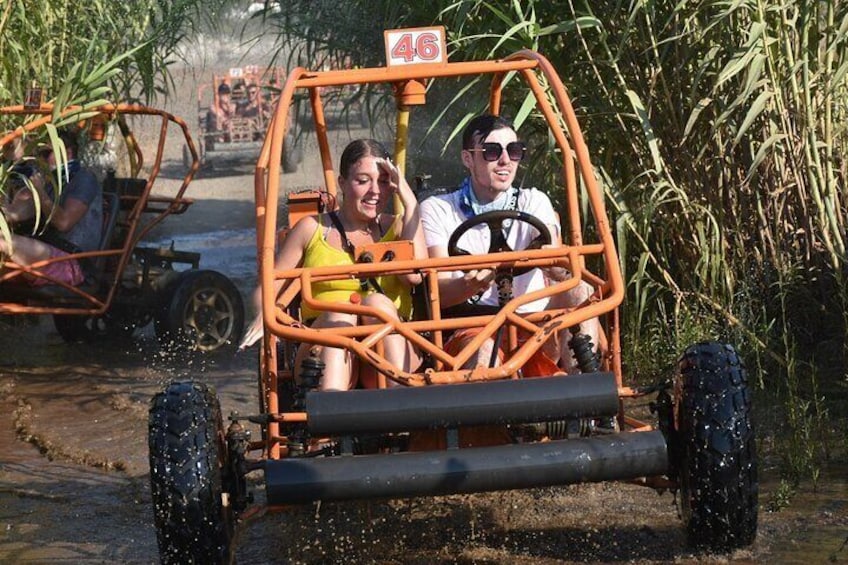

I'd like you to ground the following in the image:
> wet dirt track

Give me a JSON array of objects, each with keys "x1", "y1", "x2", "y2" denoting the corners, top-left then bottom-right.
[
  {"x1": 0, "y1": 319, "x2": 258, "y2": 563},
  {"x1": 1, "y1": 318, "x2": 846, "y2": 565}
]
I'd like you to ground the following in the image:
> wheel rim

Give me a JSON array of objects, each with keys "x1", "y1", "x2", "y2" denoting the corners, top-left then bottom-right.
[{"x1": 181, "y1": 285, "x2": 238, "y2": 351}]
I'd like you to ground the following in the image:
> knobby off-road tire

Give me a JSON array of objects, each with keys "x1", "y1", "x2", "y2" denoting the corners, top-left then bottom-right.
[
  {"x1": 155, "y1": 270, "x2": 245, "y2": 353},
  {"x1": 148, "y1": 381, "x2": 234, "y2": 564},
  {"x1": 53, "y1": 312, "x2": 137, "y2": 344},
  {"x1": 675, "y1": 341, "x2": 758, "y2": 551}
]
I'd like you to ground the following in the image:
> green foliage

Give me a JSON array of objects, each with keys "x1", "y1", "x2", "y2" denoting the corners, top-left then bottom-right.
[
  {"x1": 0, "y1": 0, "x2": 233, "y2": 108},
  {"x1": 766, "y1": 479, "x2": 795, "y2": 512},
  {"x1": 0, "y1": 0, "x2": 231, "y2": 248}
]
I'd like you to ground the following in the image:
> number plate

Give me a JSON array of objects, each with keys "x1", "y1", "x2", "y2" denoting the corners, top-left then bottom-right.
[{"x1": 384, "y1": 27, "x2": 447, "y2": 67}]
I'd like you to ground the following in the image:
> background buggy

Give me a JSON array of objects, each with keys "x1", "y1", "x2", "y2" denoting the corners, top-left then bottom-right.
[
  {"x1": 189, "y1": 66, "x2": 303, "y2": 172},
  {"x1": 0, "y1": 103, "x2": 244, "y2": 352}
]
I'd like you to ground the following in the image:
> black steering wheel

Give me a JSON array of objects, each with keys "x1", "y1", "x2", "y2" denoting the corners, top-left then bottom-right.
[{"x1": 447, "y1": 210, "x2": 552, "y2": 277}]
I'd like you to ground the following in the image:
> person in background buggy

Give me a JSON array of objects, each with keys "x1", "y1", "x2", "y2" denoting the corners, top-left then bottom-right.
[
  {"x1": 207, "y1": 82, "x2": 236, "y2": 141},
  {"x1": 0, "y1": 128, "x2": 102, "y2": 287}
]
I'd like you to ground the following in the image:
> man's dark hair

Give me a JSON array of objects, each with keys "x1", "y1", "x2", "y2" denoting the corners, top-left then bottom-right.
[
  {"x1": 461, "y1": 114, "x2": 515, "y2": 149},
  {"x1": 339, "y1": 138, "x2": 390, "y2": 179},
  {"x1": 57, "y1": 128, "x2": 79, "y2": 157}
]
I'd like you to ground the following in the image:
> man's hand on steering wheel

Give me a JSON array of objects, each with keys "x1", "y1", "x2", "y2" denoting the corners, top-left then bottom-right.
[{"x1": 447, "y1": 210, "x2": 552, "y2": 277}]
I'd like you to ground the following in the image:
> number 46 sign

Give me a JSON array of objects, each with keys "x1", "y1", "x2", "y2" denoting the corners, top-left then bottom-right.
[{"x1": 384, "y1": 27, "x2": 447, "y2": 67}]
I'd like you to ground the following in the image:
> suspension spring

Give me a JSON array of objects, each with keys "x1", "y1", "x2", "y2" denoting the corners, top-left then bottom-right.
[
  {"x1": 294, "y1": 354, "x2": 324, "y2": 410},
  {"x1": 569, "y1": 326, "x2": 600, "y2": 373}
]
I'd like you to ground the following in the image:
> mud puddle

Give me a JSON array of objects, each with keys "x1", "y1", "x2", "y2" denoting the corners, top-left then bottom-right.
[
  {"x1": 757, "y1": 467, "x2": 848, "y2": 564},
  {"x1": 233, "y1": 464, "x2": 847, "y2": 564},
  {"x1": 148, "y1": 227, "x2": 258, "y2": 293}
]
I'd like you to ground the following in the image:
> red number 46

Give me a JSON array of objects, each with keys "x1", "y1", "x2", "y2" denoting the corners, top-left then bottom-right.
[{"x1": 391, "y1": 32, "x2": 440, "y2": 63}]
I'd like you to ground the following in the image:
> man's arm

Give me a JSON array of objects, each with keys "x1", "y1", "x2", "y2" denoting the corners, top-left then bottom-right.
[
  {"x1": 421, "y1": 196, "x2": 496, "y2": 308},
  {"x1": 41, "y1": 168, "x2": 100, "y2": 233},
  {"x1": 519, "y1": 188, "x2": 569, "y2": 281},
  {"x1": 45, "y1": 196, "x2": 89, "y2": 232},
  {"x1": 428, "y1": 242, "x2": 495, "y2": 308},
  {"x1": 1, "y1": 169, "x2": 89, "y2": 230}
]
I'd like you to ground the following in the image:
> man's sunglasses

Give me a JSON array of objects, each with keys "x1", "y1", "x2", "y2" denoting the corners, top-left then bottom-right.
[{"x1": 467, "y1": 141, "x2": 527, "y2": 162}]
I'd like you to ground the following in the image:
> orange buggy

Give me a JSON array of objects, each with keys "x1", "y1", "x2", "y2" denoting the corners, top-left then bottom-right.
[
  {"x1": 148, "y1": 28, "x2": 758, "y2": 563},
  {"x1": 190, "y1": 66, "x2": 303, "y2": 172},
  {"x1": 0, "y1": 104, "x2": 244, "y2": 352}
]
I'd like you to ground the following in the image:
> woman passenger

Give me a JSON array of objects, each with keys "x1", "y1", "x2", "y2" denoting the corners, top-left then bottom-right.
[{"x1": 240, "y1": 139, "x2": 426, "y2": 390}]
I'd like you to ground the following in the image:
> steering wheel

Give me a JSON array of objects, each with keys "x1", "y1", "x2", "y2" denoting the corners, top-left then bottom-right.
[{"x1": 447, "y1": 210, "x2": 552, "y2": 277}]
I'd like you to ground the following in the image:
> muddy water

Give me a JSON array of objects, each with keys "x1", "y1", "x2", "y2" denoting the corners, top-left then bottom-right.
[{"x1": 0, "y1": 317, "x2": 259, "y2": 563}]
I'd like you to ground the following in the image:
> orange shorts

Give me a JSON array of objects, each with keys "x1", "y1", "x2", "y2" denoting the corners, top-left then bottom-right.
[{"x1": 444, "y1": 327, "x2": 561, "y2": 377}]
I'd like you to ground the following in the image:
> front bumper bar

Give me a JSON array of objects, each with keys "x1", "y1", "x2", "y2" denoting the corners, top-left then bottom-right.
[{"x1": 265, "y1": 430, "x2": 668, "y2": 504}]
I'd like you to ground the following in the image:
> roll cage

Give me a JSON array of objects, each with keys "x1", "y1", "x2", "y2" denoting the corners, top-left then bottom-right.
[{"x1": 254, "y1": 50, "x2": 630, "y2": 443}]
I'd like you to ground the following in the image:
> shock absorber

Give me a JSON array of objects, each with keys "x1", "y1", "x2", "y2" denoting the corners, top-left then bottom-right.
[
  {"x1": 288, "y1": 353, "x2": 324, "y2": 456},
  {"x1": 569, "y1": 325, "x2": 600, "y2": 373},
  {"x1": 295, "y1": 352, "x2": 324, "y2": 409},
  {"x1": 568, "y1": 326, "x2": 611, "y2": 434}
]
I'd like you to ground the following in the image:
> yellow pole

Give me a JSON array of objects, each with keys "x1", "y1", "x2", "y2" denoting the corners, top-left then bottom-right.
[{"x1": 393, "y1": 105, "x2": 410, "y2": 212}]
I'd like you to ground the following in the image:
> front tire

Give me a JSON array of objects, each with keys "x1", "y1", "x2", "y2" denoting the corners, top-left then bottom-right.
[
  {"x1": 148, "y1": 381, "x2": 234, "y2": 564},
  {"x1": 674, "y1": 341, "x2": 758, "y2": 551},
  {"x1": 155, "y1": 270, "x2": 244, "y2": 353}
]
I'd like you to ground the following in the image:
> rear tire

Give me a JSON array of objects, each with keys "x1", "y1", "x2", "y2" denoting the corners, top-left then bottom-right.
[
  {"x1": 148, "y1": 381, "x2": 234, "y2": 564},
  {"x1": 155, "y1": 270, "x2": 244, "y2": 353},
  {"x1": 53, "y1": 313, "x2": 137, "y2": 343},
  {"x1": 674, "y1": 341, "x2": 758, "y2": 551}
]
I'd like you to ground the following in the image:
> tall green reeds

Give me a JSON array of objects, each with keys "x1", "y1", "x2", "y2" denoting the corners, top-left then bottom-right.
[{"x1": 436, "y1": 0, "x2": 848, "y2": 479}]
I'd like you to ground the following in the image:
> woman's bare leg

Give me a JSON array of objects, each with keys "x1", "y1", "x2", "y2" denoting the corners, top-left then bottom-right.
[
  {"x1": 0, "y1": 234, "x2": 53, "y2": 265},
  {"x1": 361, "y1": 293, "x2": 421, "y2": 379},
  {"x1": 293, "y1": 311, "x2": 357, "y2": 391}
]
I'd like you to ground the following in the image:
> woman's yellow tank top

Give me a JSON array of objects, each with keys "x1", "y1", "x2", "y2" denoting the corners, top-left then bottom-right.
[{"x1": 300, "y1": 214, "x2": 412, "y2": 321}]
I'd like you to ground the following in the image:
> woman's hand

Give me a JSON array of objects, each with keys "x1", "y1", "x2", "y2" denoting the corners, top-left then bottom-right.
[
  {"x1": 376, "y1": 157, "x2": 399, "y2": 191},
  {"x1": 376, "y1": 157, "x2": 425, "y2": 286},
  {"x1": 376, "y1": 158, "x2": 415, "y2": 207}
]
